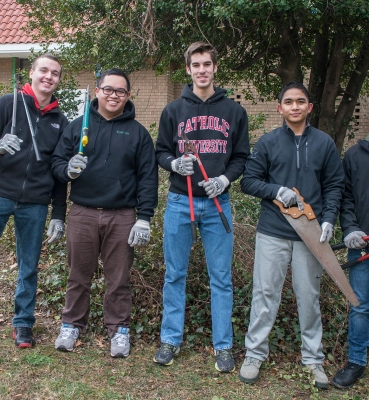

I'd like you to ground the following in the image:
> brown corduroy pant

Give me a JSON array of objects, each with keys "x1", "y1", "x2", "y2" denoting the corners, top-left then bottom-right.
[{"x1": 61, "y1": 203, "x2": 135, "y2": 338}]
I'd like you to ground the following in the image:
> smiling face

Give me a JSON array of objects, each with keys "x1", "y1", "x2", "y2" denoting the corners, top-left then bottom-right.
[
  {"x1": 29, "y1": 57, "x2": 61, "y2": 99},
  {"x1": 277, "y1": 88, "x2": 313, "y2": 132},
  {"x1": 95, "y1": 74, "x2": 130, "y2": 120},
  {"x1": 186, "y1": 52, "x2": 217, "y2": 97}
]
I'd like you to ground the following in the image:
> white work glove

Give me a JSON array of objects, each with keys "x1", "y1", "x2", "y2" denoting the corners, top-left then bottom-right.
[
  {"x1": 0, "y1": 133, "x2": 23, "y2": 155},
  {"x1": 276, "y1": 187, "x2": 304, "y2": 211},
  {"x1": 128, "y1": 219, "x2": 150, "y2": 247},
  {"x1": 344, "y1": 231, "x2": 368, "y2": 249},
  {"x1": 171, "y1": 154, "x2": 197, "y2": 176},
  {"x1": 198, "y1": 175, "x2": 230, "y2": 198},
  {"x1": 46, "y1": 219, "x2": 64, "y2": 244},
  {"x1": 68, "y1": 154, "x2": 88, "y2": 179},
  {"x1": 320, "y1": 222, "x2": 333, "y2": 243}
]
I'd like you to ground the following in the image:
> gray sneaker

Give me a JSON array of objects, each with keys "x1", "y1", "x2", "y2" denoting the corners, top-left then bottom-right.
[
  {"x1": 55, "y1": 323, "x2": 79, "y2": 351},
  {"x1": 303, "y1": 363, "x2": 329, "y2": 389},
  {"x1": 239, "y1": 356, "x2": 263, "y2": 383},
  {"x1": 111, "y1": 327, "x2": 130, "y2": 358},
  {"x1": 215, "y1": 349, "x2": 235, "y2": 372}
]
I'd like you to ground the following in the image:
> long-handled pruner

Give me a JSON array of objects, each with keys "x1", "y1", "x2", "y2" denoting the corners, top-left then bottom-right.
[
  {"x1": 182, "y1": 131, "x2": 231, "y2": 235},
  {"x1": 331, "y1": 236, "x2": 369, "y2": 270}
]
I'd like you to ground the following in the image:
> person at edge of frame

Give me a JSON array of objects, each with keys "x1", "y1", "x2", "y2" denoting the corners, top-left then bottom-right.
[
  {"x1": 331, "y1": 135, "x2": 369, "y2": 389},
  {"x1": 153, "y1": 41, "x2": 250, "y2": 373},
  {"x1": 239, "y1": 81, "x2": 345, "y2": 389},
  {"x1": 50, "y1": 68, "x2": 158, "y2": 358},
  {"x1": 0, "y1": 54, "x2": 68, "y2": 349}
]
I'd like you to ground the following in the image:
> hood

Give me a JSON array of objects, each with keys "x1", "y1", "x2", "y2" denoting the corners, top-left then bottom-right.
[
  {"x1": 22, "y1": 82, "x2": 59, "y2": 114},
  {"x1": 181, "y1": 84, "x2": 227, "y2": 104},
  {"x1": 358, "y1": 139, "x2": 369, "y2": 153},
  {"x1": 90, "y1": 97, "x2": 136, "y2": 121}
]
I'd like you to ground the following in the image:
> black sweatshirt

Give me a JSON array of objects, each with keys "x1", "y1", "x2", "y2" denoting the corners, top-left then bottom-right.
[
  {"x1": 241, "y1": 123, "x2": 345, "y2": 240},
  {"x1": 51, "y1": 98, "x2": 158, "y2": 222},
  {"x1": 155, "y1": 84, "x2": 250, "y2": 196},
  {"x1": 0, "y1": 92, "x2": 69, "y2": 220},
  {"x1": 340, "y1": 139, "x2": 369, "y2": 237}
]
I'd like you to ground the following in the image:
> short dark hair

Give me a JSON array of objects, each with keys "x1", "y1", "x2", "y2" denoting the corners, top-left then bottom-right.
[
  {"x1": 31, "y1": 54, "x2": 62, "y2": 78},
  {"x1": 96, "y1": 68, "x2": 131, "y2": 92},
  {"x1": 278, "y1": 81, "x2": 310, "y2": 103},
  {"x1": 184, "y1": 42, "x2": 218, "y2": 67}
]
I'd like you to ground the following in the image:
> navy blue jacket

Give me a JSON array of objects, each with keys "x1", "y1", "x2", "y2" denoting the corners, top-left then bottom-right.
[
  {"x1": 340, "y1": 140, "x2": 369, "y2": 237},
  {"x1": 241, "y1": 123, "x2": 345, "y2": 240}
]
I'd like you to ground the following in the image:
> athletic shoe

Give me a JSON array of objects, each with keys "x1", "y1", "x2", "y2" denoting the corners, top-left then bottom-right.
[
  {"x1": 111, "y1": 327, "x2": 130, "y2": 358},
  {"x1": 55, "y1": 323, "x2": 79, "y2": 351},
  {"x1": 303, "y1": 363, "x2": 329, "y2": 389},
  {"x1": 13, "y1": 327, "x2": 35, "y2": 348},
  {"x1": 153, "y1": 343, "x2": 180, "y2": 366},
  {"x1": 215, "y1": 349, "x2": 235, "y2": 372}
]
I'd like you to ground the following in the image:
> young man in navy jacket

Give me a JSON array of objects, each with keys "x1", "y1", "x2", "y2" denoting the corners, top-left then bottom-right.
[
  {"x1": 239, "y1": 82, "x2": 344, "y2": 388},
  {"x1": 0, "y1": 54, "x2": 68, "y2": 348},
  {"x1": 154, "y1": 42, "x2": 250, "y2": 372}
]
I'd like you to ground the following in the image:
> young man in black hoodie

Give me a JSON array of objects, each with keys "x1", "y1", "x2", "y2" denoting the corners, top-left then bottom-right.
[
  {"x1": 154, "y1": 42, "x2": 249, "y2": 372},
  {"x1": 51, "y1": 68, "x2": 158, "y2": 358},
  {"x1": 0, "y1": 54, "x2": 68, "y2": 348},
  {"x1": 239, "y1": 82, "x2": 344, "y2": 388},
  {"x1": 332, "y1": 138, "x2": 369, "y2": 389}
]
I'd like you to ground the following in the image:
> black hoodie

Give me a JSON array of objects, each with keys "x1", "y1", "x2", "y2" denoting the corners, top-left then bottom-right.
[
  {"x1": 51, "y1": 98, "x2": 158, "y2": 222},
  {"x1": 0, "y1": 91, "x2": 69, "y2": 220},
  {"x1": 340, "y1": 139, "x2": 369, "y2": 237},
  {"x1": 155, "y1": 84, "x2": 250, "y2": 196}
]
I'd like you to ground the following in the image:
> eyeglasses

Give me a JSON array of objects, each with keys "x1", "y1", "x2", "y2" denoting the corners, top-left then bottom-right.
[{"x1": 98, "y1": 86, "x2": 129, "y2": 97}]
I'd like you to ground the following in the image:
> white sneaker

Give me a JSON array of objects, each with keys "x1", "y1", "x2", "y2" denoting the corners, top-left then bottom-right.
[
  {"x1": 55, "y1": 323, "x2": 79, "y2": 351},
  {"x1": 239, "y1": 356, "x2": 263, "y2": 383},
  {"x1": 111, "y1": 327, "x2": 130, "y2": 358}
]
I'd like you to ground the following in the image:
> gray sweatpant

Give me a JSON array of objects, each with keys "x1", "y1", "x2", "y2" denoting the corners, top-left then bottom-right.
[{"x1": 245, "y1": 231, "x2": 325, "y2": 365}]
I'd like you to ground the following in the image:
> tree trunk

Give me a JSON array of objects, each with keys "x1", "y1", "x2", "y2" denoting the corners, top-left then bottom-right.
[
  {"x1": 334, "y1": 41, "x2": 369, "y2": 155},
  {"x1": 318, "y1": 34, "x2": 347, "y2": 138},
  {"x1": 308, "y1": 26, "x2": 329, "y2": 128}
]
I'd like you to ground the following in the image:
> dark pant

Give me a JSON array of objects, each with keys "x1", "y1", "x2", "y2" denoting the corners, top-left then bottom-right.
[{"x1": 62, "y1": 204, "x2": 135, "y2": 338}]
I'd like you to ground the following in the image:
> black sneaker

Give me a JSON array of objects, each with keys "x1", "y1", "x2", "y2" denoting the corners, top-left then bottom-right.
[
  {"x1": 215, "y1": 349, "x2": 235, "y2": 373},
  {"x1": 13, "y1": 327, "x2": 35, "y2": 348},
  {"x1": 153, "y1": 343, "x2": 180, "y2": 366},
  {"x1": 332, "y1": 362, "x2": 365, "y2": 389}
]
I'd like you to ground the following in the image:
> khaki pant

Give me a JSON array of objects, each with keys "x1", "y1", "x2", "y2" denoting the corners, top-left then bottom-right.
[{"x1": 62, "y1": 203, "x2": 135, "y2": 338}]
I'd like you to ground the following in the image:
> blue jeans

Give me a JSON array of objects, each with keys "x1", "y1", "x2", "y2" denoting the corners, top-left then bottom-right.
[
  {"x1": 0, "y1": 197, "x2": 48, "y2": 327},
  {"x1": 348, "y1": 248, "x2": 369, "y2": 366},
  {"x1": 160, "y1": 191, "x2": 234, "y2": 350}
]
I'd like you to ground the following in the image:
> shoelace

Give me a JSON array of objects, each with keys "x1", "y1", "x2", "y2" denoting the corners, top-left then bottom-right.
[
  {"x1": 160, "y1": 343, "x2": 177, "y2": 354},
  {"x1": 59, "y1": 328, "x2": 77, "y2": 339},
  {"x1": 218, "y1": 350, "x2": 233, "y2": 361},
  {"x1": 16, "y1": 327, "x2": 33, "y2": 336},
  {"x1": 113, "y1": 333, "x2": 129, "y2": 346}
]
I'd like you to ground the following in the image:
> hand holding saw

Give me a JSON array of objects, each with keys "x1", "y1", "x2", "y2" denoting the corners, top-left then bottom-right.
[{"x1": 273, "y1": 188, "x2": 359, "y2": 306}]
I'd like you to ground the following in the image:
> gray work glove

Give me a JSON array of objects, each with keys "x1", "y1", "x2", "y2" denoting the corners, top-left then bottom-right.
[
  {"x1": 128, "y1": 219, "x2": 150, "y2": 247},
  {"x1": 171, "y1": 154, "x2": 197, "y2": 176},
  {"x1": 344, "y1": 231, "x2": 368, "y2": 249},
  {"x1": 47, "y1": 219, "x2": 64, "y2": 244},
  {"x1": 68, "y1": 154, "x2": 88, "y2": 179},
  {"x1": 276, "y1": 187, "x2": 304, "y2": 211},
  {"x1": 320, "y1": 222, "x2": 333, "y2": 243},
  {"x1": 198, "y1": 175, "x2": 230, "y2": 198},
  {"x1": 0, "y1": 133, "x2": 23, "y2": 155}
]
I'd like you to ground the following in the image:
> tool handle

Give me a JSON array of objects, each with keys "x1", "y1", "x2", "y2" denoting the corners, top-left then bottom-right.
[
  {"x1": 32, "y1": 136, "x2": 42, "y2": 162},
  {"x1": 342, "y1": 253, "x2": 369, "y2": 270},
  {"x1": 187, "y1": 173, "x2": 197, "y2": 244},
  {"x1": 218, "y1": 210, "x2": 231, "y2": 233},
  {"x1": 332, "y1": 235, "x2": 369, "y2": 251}
]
